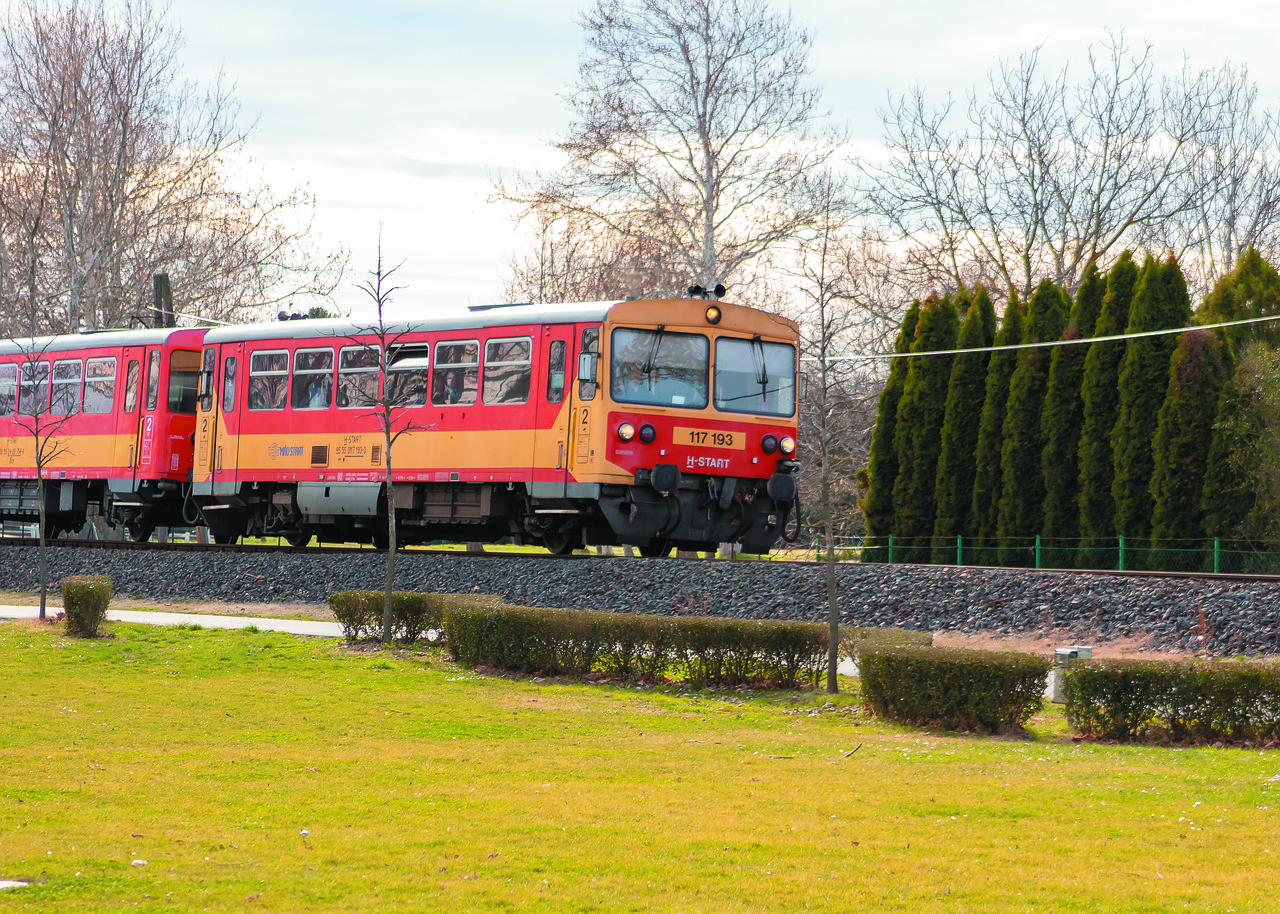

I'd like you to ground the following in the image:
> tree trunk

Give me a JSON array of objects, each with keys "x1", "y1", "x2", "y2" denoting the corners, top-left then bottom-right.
[
  {"x1": 381, "y1": 424, "x2": 396, "y2": 645},
  {"x1": 36, "y1": 467, "x2": 47, "y2": 621}
]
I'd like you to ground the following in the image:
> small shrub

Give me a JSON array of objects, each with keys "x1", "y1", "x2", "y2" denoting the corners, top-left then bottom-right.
[
  {"x1": 329, "y1": 591, "x2": 381, "y2": 642},
  {"x1": 329, "y1": 591, "x2": 449, "y2": 643},
  {"x1": 857, "y1": 644, "x2": 1049, "y2": 734},
  {"x1": 63, "y1": 575, "x2": 111, "y2": 638}
]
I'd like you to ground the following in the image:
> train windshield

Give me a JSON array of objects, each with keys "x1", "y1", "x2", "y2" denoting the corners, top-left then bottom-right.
[
  {"x1": 713, "y1": 337, "x2": 796, "y2": 417},
  {"x1": 609, "y1": 327, "x2": 708, "y2": 409}
]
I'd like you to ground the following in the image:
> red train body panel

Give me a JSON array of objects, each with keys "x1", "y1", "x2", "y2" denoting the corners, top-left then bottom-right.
[{"x1": 0, "y1": 327, "x2": 207, "y2": 538}]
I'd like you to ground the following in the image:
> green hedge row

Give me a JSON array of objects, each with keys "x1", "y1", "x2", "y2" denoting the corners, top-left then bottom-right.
[
  {"x1": 1064, "y1": 659, "x2": 1280, "y2": 742},
  {"x1": 856, "y1": 643, "x2": 1050, "y2": 734},
  {"x1": 63, "y1": 574, "x2": 111, "y2": 638},
  {"x1": 329, "y1": 591, "x2": 507, "y2": 643},
  {"x1": 445, "y1": 603, "x2": 929, "y2": 688}
]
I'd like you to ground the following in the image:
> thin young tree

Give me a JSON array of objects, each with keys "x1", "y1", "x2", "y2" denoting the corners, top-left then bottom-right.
[
  {"x1": 348, "y1": 240, "x2": 433, "y2": 644},
  {"x1": 9, "y1": 339, "x2": 72, "y2": 619}
]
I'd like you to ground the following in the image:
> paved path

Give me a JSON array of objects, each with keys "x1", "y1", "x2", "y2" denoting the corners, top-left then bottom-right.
[{"x1": 0, "y1": 604, "x2": 343, "y2": 638}]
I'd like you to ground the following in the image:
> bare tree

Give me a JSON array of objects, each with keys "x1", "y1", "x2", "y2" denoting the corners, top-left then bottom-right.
[
  {"x1": 346, "y1": 238, "x2": 433, "y2": 644},
  {"x1": 859, "y1": 33, "x2": 1226, "y2": 300},
  {"x1": 7, "y1": 337, "x2": 72, "y2": 619},
  {"x1": 0, "y1": 0, "x2": 344, "y2": 336},
  {"x1": 498, "y1": 0, "x2": 836, "y2": 294}
]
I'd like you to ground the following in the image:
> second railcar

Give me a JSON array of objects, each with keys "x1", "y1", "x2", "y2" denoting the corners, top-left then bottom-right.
[{"x1": 191, "y1": 297, "x2": 799, "y2": 554}]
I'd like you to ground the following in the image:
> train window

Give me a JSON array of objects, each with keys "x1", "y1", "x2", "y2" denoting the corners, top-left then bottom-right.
[
  {"x1": 49, "y1": 359, "x2": 82, "y2": 416},
  {"x1": 198, "y1": 348, "x2": 216, "y2": 412},
  {"x1": 546, "y1": 340, "x2": 567, "y2": 403},
  {"x1": 247, "y1": 350, "x2": 289, "y2": 410},
  {"x1": 168, "y1": 350, "x2": 201, "y2": 415},
  {"x1": 388, "y1": 346, "x2": 430, "y2": 406},
  {"x1": 145, "y1": 350, "x2": 162, "y2": 411},
  {"x1": 337, "y1": 347, "x2": 380, "y2": 408},
  {"x1": 579, "y1": 327, "x2": 599, "y2": 401},
  {"x1": 713, "y1": 337, "x2": 797, "y2": 417},
  {"x1": 18, "y1": 361, "x2": 49, "y2": 416},
  {"x1": 609, "y1": 327, "x2": 709, "y2": 409},
  {"x1": 0, "y1": 364, "x2": 16, "y2": 417},
  {"x1": 292, "y1": 348, "x2": 334, "y2": 410},
  {"x1": 482, "y1": 338, "x2": 531, "y2": 405},
  {"x1": 431, "y1": 340, "x2": 478, "y2": 406},
  {"x1": 124, "y1": 360, "x2": 140, "y2": 412},
  {"x1": 222, "y1": 356, "x2": 237, "y2": 413},
  {"x1": 84, "y1": 358, "x2": 116, "y2": 414}
]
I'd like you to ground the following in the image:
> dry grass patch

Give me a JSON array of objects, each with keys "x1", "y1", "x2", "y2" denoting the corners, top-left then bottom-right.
[{"x1": 0, "y1": 620, "x2": 1278, "y2": 912}]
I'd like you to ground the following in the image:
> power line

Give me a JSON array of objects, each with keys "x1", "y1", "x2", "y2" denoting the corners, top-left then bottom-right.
[{"x1": 800, "y1": 312, "x2": 1280, "y2": 363}]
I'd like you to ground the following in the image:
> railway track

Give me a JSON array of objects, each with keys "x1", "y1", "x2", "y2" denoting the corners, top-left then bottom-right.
[{"x1": 4, "y1": 534, "x2": 1280, "y2": 584}]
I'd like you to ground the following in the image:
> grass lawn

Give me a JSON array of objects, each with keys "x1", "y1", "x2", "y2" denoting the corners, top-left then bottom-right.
[{"x1": 1, "y1": 619, "x2": 1278, "y2": 912}]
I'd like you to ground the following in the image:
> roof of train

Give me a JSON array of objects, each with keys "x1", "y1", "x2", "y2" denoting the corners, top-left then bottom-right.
[
  {"x1": 0, "y1": 326, "x2": 204, "y2": 356},
  {"x1": 201, "y1": 301, "x2": 623, "y2": 344}
]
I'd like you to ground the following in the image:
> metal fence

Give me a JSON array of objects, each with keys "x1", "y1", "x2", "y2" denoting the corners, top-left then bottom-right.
[{"x1": 856, "y1": 535, "x2": 1280, "y2": 574}]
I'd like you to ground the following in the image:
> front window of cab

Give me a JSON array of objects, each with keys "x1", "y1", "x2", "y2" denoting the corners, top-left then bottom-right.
[
  {"x1": 609, "y1": 327, "x2": 708, "y2": 409},
  {"x1": 713, "y1": 337, "x2": 797, "y2": 417}
]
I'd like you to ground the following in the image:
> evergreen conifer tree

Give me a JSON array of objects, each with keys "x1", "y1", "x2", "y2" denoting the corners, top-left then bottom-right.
[
  {"x1": 1150, "y1": 330, "x2": 1228, "y2": 557},
  {"x1": 971, "y1": 294, "x2": 1024, "y2": 553},
  {"x1": 1195, "y1": 248, "x2": 1280, "y2": 355},
  {"x1": 1077, "y1": 251, "x2": 1138, "y2": 567},
  {"x1": 1039, "y1": 265, "x2": 1104, "y2": 564},
  {"x1": 1111, "y1": 255, "x2": 1193, "y2": 555},
  {"x1": 891, "y1": 294, "x2": 960, "y2": 562},
  {"x1": 997, "y1": 280, "x2": 1069, "y2": 565},
  {"x1": 859, "y1": 301, "x2": 919, "y2": 559},
  {"x1": 931, "y1": 287, "x2": 995, "y2": 562},
  {"x1": 1201, "y1": 370, "x2": 1254, "y2": 543}
]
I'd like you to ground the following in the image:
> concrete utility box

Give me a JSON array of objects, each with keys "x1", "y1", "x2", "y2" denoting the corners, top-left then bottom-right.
[{"x1": 1050, "y1": 645, "x2": 1093, "y2": 704}]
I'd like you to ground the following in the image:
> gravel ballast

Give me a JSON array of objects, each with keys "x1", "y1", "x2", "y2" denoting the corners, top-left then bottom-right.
[{"x1": 5, "y1": 548, "x2": 1278, "y2": 655}]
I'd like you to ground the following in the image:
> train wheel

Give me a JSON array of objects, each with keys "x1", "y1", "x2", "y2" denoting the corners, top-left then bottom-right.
[
  {"x1": 542, "y1": 527, "x2": 578, "y2": 556},
  {"x1": 638, "y1": 540, "x2": 671, "y2": 558},
  {"x1": 283, "y1": 528, "x2": 311, "y2": 548},
  {"x1": 126, "y1": 522, "x2": 154, "y2": 543}
]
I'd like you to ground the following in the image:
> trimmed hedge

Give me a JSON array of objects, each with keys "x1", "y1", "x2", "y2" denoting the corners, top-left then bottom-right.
[
  {"x1": 443, "y1": 599, "x2": 928, "y2": 689},
  {"x1": 328, "y1": 591, "x2": 456, "y2": 643},
  {"x1": 63, "y1": 575, "x2": 111, "y2": 638},
  {"x1": 856, "y1": 644, "x2": 1049, "y2": 734},
  {"x1": 1064, "y1": 659, "x2": 1280, "y2": 743}
]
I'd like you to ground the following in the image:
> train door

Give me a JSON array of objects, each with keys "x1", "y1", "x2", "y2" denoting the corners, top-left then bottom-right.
[
  {"x1": 569, "y1": 325, "x2": 600, "y2": 484},
  {"x1": 135, "y1": 348, "x2": 162, "y2": 480},
  {"x1": 533, "y1": 325, "x2": 574, "y2": 495},
  {"x1": 194, "y1": 345, "x2": 218, "y2": 483},
  {"x1": 114, "y1": 346, "x2": 146, "y2": 478},
  {"x1": 212, "y1": 342, "x2": 244, "y2": 492}
]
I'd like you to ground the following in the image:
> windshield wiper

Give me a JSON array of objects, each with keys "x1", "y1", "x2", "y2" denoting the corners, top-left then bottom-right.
[
  {"x1": 751, "y1": 336, "x2": 769, "y2": 395},
  {"x1": 641, "y1": 325, "x2": 666, "y2": 387}
]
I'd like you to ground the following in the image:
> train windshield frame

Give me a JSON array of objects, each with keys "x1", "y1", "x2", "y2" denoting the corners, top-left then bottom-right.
[
  {"x1": 609, "y1": 327, "x2": 709, "y2": 409},
  {"x1": 712, "y1": 336, "x2": 797, "y2": 417}
]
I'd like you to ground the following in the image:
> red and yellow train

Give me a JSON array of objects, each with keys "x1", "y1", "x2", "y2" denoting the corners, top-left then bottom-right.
[{"x1": 0, "y1": 296, "x2": 801, "y2": 554}]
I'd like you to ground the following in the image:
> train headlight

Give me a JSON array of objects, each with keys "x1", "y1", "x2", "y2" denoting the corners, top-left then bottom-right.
[
  {"x1": 779, "y1": 436, "x2": 796, "y2": 455},
  {"x1": 761, "y1": 434, "x2": 778, "y2": 454},
  {"x1": 639, "y1": 423, "x2": 657, "y2": 444},
  {"x1": 705, "y1": 305, "x2": 722, "y2": 324},
  {"x1": 617, "y1": 422, "x2": 636, "y2": 442}
]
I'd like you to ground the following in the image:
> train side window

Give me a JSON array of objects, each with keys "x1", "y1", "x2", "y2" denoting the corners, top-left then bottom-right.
[
  {"x1": 482, "y1": 337, "x2": 531, "y2": 404},
  {"x1": 0, "y1": 364, "x2": 16, "y2": 416},
  {"x1": 388, "y1": 346, "x2": 430, "y2": 406},
  {"x1": 292, "y1": 348, "x2": 334, "y2": 410},
  {"x1": 337, "y1": 347, "x2": 380, "y2": 408},
  {"x1": 222, "y1": 356, "x2": 237, "y2": 413},
  {"x1": 546, "y1": 340, "x2": 566, "y2": 403},
  {"x1": 145, "y1": 350, "x2": 161, "y2": 411},
  {"x1": 198, "y1": 348, "x2": 216, "y2": 412},
  {"x1": 579, "y1": 327, "x2": 599, "y2": 401},
  {"x1": 167, "y1": 350, "x2": 201, "y2": 415},
  {"x1": 431, "y1": 340, "x2": 478, "y2": 405},
  {"x1": 124, "y1": 360, "x2": 140, "y2": 412},
  {"x1": 50, "y1": 360, "x2": 83, "y2": 416},
  {"x1": 247, "y1": 350, "x2": 289, "y2": 410},
  {"x1": 84, "y1": 358, "x2": 116, "y2": 414},
  {"x1": 18, "y1": 361, "x2": 50, "y2": 416}
]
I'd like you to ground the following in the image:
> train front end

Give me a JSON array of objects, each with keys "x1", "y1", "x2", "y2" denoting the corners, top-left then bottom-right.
[{"x1": 581, "y1": 298, "x2": 799, "y2": 556}]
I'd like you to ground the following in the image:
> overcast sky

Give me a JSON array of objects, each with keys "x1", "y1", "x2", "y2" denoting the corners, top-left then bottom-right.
[{"x1": 166, "y1": 0, "x2": 1279, "y2": 318}]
